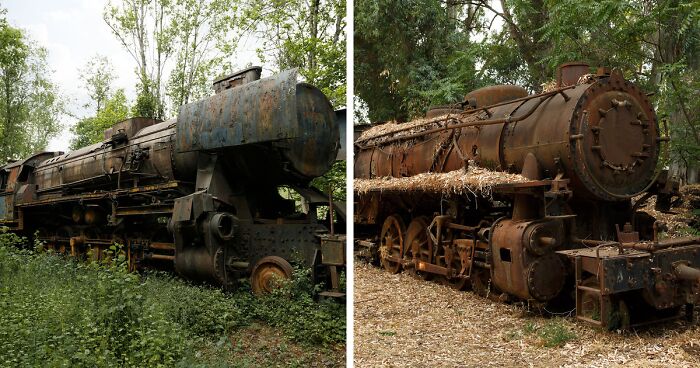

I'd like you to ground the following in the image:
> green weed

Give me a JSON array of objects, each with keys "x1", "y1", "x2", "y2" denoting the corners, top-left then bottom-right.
[
  {"x1": 519, "y1": 319, "x2": 576, "y2": 348},
  {"x1": 0, "y1": 232, "x2": 345, "y2": 367}
]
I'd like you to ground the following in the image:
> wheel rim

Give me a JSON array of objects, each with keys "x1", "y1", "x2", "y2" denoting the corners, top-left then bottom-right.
[
  {"x1": 251, "y1": 256, "x2": 293, "y2": 294},
  {"x1": 379, "y1": 215, "x2": 405, "y2": 274},
  {"x1": 405, "y1": 216, "x2": 432, "y2": 280}
]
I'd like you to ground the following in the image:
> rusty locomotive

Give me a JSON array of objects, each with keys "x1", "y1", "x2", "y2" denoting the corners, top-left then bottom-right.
[
  {"x1": 355, "y1": 63, "x2": 700, "y2": 328},
  {"x1": 0, "y1": 67, "x2": 345, "y2": 296}
]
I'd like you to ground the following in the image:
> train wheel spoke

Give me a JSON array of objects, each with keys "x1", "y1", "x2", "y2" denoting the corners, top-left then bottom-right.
[
  {"x1": 405, "y1": 216, "x2": 433, "y2": 280},
  {"x1": 379, "y1": 215, "x2": 405, "y2": 274}
]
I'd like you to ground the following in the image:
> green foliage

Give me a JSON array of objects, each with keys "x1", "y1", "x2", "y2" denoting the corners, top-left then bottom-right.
[
  {"x1": 104, "y1": 0, "x2": 174, "y2": 119},
  {"x1": 514, "y1": 319, "x2": 577, "y2": 348},
  {"x1": 0, "y1": 14, "x2": 63, "y2": 161},
  {"x1": 105, "y1": 0, "x2": 242, "y2": 118},
  {"x1": 236, "y1": 266, "x2": 346, "y2": 347},
  {"x1": 132, "y1": 81, "x2": 161, "y2": 119},
  {"x1": 70, "y1": 89, "x2": 130, "y2": 149},
  {"x1": 166, "y1": 0, "x2": 237, "y2": 112},
  {"x1": 240, "y1": 0, "x2": 346, "y2": 108},
  {"x1": 0, "y1": 234, "x2": 344, "y2": 367},
  {"x1": 79, "y1": 55, "x2": 116, "y2": 114},
  {"x1": 537, "y1": 320, "x2": 577, "y2": 348},
  {"x1": 311, "y1": 160, "x2": 346, "y2": 202},
  {"x1": 354, "y1": 0, "x2": 481, "y2": 122}
]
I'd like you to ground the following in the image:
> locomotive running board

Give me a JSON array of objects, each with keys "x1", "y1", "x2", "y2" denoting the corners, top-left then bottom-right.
[{"x1": 17, "y1": 181, "x2": 182, "y2": 207}]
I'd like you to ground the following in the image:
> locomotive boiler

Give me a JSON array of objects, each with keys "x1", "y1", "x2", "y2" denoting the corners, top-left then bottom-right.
[
  {"x1": 354, "y1": 63, "x2": 700, "y2": 328},
  {"x1": 0, "y1": 66, "x2": 345, "y2": 296}
]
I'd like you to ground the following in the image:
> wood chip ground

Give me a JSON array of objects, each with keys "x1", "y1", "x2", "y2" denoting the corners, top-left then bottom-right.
[
  {"x1": 355, "y1": 190, "x2": 700, "y2": 367},
  {"x1": 354, "y1": 262, "x2": 700, "y2": 367}
]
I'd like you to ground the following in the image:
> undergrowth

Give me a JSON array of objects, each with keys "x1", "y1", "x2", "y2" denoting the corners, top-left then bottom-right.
[{"x1": 0, "y1": 230, "x2": 345, "y2": 367}]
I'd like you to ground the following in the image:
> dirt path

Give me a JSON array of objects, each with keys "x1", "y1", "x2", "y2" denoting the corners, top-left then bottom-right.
[{"x1": 354, "y1": 262, "x2": 700, "y2": 368}]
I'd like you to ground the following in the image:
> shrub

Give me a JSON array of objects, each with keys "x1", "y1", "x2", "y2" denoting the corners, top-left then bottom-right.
[{"x1": 0, "y1": 234, "x2": 345, "y2": 367}]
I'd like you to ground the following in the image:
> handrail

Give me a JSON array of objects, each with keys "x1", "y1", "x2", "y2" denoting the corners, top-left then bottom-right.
[
  {"x1": 355, "y1": 85, "x2": 577, "y2": 145},
  {"x1": 356, "y1": 92, "x2": 559, "y2": 149}
]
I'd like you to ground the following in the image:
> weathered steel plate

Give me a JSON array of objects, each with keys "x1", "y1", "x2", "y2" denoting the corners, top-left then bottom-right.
[{"x1": 175, "y1": 69, "x2": 300, "y2": 152}]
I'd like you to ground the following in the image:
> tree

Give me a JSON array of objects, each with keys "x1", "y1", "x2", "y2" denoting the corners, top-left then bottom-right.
[
  {"x1": 70, "y1": 55, "x2": 126, "y2": 149},
  {"x1": 529, "y1": 0, "x2": 700, "y2": 181},
  {"x1": 311, "y1": 160, "x2": 346, "y2": 202},
  {"x1": 239, "y1": 0, "x2": 346, "y2": 107},
  {"x1": 70, "y1": 89, "x2": 130, "y2": 149},
  {"x1": 166, "y1": 0, "x2": 235, "y2": 111},
  {"x1": 0, "y1": 14, "x2": 63, "y2": 161},
  {"x1": 105, "y1": 0, "x2": 240, "y2": 117},
  {"x1": 355, "y1": 0, "x2": 481, "y2": 122},
  {"x1": 79, "y1": 55, "x2": 116, "y2": 114},
  {"x1": 104, "y1": 0, "x2": 176, "y2": 119}
]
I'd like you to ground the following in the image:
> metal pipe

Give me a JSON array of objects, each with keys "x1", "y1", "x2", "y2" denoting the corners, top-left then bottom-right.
[
  {"x1": 573, "y1": 237, "x2": 700, "y2": 252},
  {"x1": 674, "y1": 263, "x2": 700, "y2": 282},
  {"x1": 355, "y1": 85, "x2": 576, "y2": 145},
  {"x1": 621, "y1": 238, "x2": 700, "y2": 252},
  {"x1": 357, "y1": 93, "x2": 556, "y2": 149},
  {"x1": 146, "y1": 254, "x2": 175, "y2": 261}
]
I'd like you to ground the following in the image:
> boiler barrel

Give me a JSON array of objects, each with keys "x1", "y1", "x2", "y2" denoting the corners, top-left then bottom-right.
[
  {"x1": 175, "y1": 69, "x2": 339, "y2": 181},
  {"x1": 355, "y1": 71, "x2": 660, "y2": 201}
]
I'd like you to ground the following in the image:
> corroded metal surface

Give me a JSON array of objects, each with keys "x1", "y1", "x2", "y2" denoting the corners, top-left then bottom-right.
[
  {"x1": 464, "y1": 84, "x2": 528, "y2": 108},
  {"x1": 355, "y1": 69, "x2": 659, "y2": 202},
  {"x1": 176, "y1": 69, "x2": 339, "y2": 180}
]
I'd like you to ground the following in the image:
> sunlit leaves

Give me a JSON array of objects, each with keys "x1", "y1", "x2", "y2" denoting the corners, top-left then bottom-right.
[
  {"x1": 239, "y1": 0, "x2": 346, "y2": 108},
  {"x1": 0, "y1": 18, "x2": 63, "y2": 161}
]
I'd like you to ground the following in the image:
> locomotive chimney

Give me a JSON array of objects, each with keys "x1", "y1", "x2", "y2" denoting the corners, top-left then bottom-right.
[
  {"x1": 556, "y1": 62, "x2": 590, "y2": 87},
  {"x1": 213, "y1": 66, "x2": 263, "y2": 94}
]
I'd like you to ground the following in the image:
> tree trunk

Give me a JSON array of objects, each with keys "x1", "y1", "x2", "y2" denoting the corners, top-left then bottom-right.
[{"x1": 309, "y1": 0, "x2": 320, "y2": 71}]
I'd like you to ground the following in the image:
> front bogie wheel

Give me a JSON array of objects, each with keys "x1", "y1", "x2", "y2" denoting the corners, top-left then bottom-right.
[{"x1": 250, "y1": 256, "x2": 294, "y2": 295}]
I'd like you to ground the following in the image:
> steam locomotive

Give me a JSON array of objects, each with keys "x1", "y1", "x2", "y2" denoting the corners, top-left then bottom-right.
[
  {"x1": 0, "y1": 67, "x2": 345, "y2": 297},
  {"x1": 354, "y1": 63, "x2": 700, "y2": 328}
]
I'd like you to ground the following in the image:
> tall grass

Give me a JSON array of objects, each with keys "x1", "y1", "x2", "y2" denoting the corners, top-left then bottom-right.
[{"x1": 0, "y1": 231, "x2": 345, "y2": 367}]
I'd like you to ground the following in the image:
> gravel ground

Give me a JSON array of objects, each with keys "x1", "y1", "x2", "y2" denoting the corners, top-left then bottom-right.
[{"x1": 354, "y1": 262, "x2": 700, "y2": 368}]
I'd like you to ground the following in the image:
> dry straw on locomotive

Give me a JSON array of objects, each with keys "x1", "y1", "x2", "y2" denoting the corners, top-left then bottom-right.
[
  {"x1": 0, "y1": 66, "x2": 345, "y2": 297},
  {"x1": 354, "y1": 62, "x2": 700, "y2": 329}
]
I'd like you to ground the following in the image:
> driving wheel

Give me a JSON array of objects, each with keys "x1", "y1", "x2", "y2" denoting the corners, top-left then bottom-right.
[
  {"x1": 405, "y1": 216, "x2": 433, "y2": 280},
  {"x1": 379, "y1": 215, "x2": 406, "y2": 274}
]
